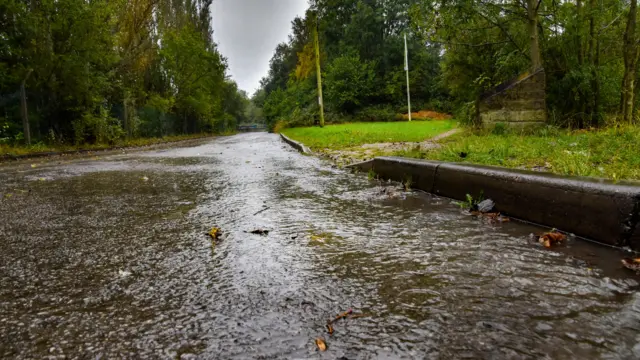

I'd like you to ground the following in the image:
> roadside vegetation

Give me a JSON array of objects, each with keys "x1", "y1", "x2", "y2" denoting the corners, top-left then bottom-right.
[
  {"x1": 0, "y1": 133, "x2": 221, "y2": 157},
  {"x1": 398, "y1": 126, "x2": 640, "y2": 181},
  {"x1": 281, "y1": 120, "x2": 455, "y2": 150},
  {"x1": 1, "y1": 0, "x2": 261, "y2": 156}
]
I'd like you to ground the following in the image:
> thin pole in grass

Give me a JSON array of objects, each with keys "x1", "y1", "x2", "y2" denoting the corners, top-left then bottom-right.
[{"x1": 404, "y1": 32, "x2": 412, "y2": 122}]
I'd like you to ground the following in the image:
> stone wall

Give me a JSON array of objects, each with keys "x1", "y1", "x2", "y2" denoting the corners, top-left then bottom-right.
[{"x1": 478, "y1": 68, "x2": 547, "y2": 127}]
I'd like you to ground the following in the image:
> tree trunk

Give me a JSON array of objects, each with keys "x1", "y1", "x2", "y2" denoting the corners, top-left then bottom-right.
[
  {"x1": 123, "y1": 92, "x2": 128, "y2": 138},
  {"x1": 577, "y1": 0, "x2": 584, "y2": 66},
  {"x1": 20, "y1": 70, "x2": 33, "y2": 145},
  {"x1": 621, "y1": 0, "x2": 638, "y2": 124},
  {"x1": 526, "y1": 0, "x2": 542, "y2": 71}
]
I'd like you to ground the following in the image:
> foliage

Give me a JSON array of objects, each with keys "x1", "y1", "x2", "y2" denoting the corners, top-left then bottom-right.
[
  {"x1": 258, "y1": 0, "x2": 449, "y2": 130},
  {"x1": 0, "y1": 0, "x2": 248, "y2": 146},
  {"x1": 324, "y1": 54, "x2": 376, "y2": 113},
  {"x1": 411, "y1": 0, "x2": 633, "y2": 127}
]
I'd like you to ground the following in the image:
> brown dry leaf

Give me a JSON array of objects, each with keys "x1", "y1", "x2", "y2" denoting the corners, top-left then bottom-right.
[
  {"x1": 334, "y1": 309, "x2": 353, "y2": 322},
  {"x1": 621, "y1": 258, "x2": 640, "y2": 271},
  {"x1": 315, "y1": 338, "x2": 327, "y2": 351},
  {"x1": 325, "y1": 323, "x2": 334, "y2": 335},
  {"x1": 538, "y1": 231, "x2": 566, "y2": 248}
]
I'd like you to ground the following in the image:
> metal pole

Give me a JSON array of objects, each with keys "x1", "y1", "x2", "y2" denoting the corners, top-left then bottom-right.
[
  {"x1": 404, "y1": 33, "x2": 411, "y2": 122},
  {"x1": 314, "y1": 12, "x2": 325, "y2": 127}
]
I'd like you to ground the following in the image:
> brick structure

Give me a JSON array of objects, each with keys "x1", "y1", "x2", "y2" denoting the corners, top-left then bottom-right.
[{"x1": 478, "y1": 68, "x2": 546, "y2": 128}]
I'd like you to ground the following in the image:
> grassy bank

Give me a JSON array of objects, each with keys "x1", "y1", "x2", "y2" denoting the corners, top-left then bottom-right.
[
  {"x1": 0, "y1": 133, "x2": 223, "y2": 157},
  {"x1": 280, "y1": 120, "x2": 456, "y2": 150},
  {"x1": 397, "y1": 126, "x2": 640, "y2": 181}
]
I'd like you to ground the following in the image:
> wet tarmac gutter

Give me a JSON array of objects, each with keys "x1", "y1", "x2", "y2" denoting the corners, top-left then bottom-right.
[{"x1": 1, "y1": 132, "x2": 639, "y2": 359}]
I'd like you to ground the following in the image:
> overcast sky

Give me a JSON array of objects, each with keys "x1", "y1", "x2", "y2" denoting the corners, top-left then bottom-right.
[{"x1": 211, "y1": 0, "x2": 309, "y2": 95}]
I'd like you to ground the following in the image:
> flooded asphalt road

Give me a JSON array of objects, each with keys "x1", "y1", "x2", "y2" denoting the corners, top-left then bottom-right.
[{"x1": 1, "y1": 132, "x2": 640, "y2": 359}]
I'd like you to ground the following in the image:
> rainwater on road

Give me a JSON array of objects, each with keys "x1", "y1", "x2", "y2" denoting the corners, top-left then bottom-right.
[{"x1": 1, "y1": 133, "x2": 639, "y2": 359}]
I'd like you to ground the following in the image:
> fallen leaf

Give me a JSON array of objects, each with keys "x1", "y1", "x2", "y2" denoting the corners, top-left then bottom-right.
[
  {"x1": 141, "y1": 176, "x2": 149, "y2": 181},
  {"x1": 209, "y1": 227, "x2": 222, "y2": 241},
  {"x1": 334, "y1": 309, "x2": 353, "y2": 322},
  {"x1": 538, "y1": 231, "x2": 566, "y2": 248},
  {"x1": 315, "y1": 338, "x2": 327, "y2": 351},
  {"x1": 30, "y1": 164, "x2": 36, "y2": 168},
  {"x1": 621, "y1": 258, "x2": 640, "y2": 272},
  {"x1": 325, "y1": 323, "x2": 334, "y2": 335}
]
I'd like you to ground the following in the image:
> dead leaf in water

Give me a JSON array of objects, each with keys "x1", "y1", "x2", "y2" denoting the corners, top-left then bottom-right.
[
  {"x1": 334, "y1": 309, "x2": 353, "y2": 322},
  {"x1": 209, "y1": 227, "x2": 222, "y2": 241},
  {"x1": 621, "y1": 258, "x2": 640, "y2": 272},
  {"x1": 315, "y1": 338, "x2": 327, "y2": 351},
  {"x1": 538, "y1": 231, "x2": 566, "y2": 248},
  {"x1": 325, "y1": 323, "x2": 334, "y2": 335}
]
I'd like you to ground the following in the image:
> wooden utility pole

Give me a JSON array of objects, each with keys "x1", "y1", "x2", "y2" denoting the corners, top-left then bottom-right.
[
  {"x1": 621, "y1": 0, "x2": 638, "y2": 124},
  {"x1": 20, "y1": 69, "x2": 33, "y2": 145},
  {"x1": 313, "y1": 12, "x2": 325, "y2": 127},
  {"x1": 526, "y1": 0, "x2": 542, "y2": 71}
]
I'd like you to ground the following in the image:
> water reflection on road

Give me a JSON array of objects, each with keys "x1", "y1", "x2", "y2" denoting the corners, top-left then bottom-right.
[{"x1": 1, "y1": 132, "x2": 639, "y2": 359}]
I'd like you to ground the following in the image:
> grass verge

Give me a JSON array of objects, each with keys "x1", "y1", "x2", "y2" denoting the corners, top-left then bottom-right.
[
  {"x1": 396, "y1": 126, "x2": 640, "y2": 181},
  {"x1": 0, "y1": 133, "x2": 224, "y2": 157},
  {"x1": 280, "y1": 120, "x2": 456, "y2": 150}
]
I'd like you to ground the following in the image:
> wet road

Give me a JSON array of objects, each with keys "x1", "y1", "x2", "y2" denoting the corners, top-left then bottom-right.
[{"x1": 1, "y1": 132, "x2": 640, "y2": 359}]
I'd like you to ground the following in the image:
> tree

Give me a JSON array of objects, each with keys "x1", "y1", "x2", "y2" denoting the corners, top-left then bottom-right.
[{"x1": 0, "y1": 0, "x2": 248, "y2": 145}]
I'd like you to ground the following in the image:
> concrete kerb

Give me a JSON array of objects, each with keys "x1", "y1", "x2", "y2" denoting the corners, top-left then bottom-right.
[
  {"x1": 280, "y1": 133, "x2": 312, "y2": 154},
  {"x1": 349, "y1": 156, "x2": 640, "y2": 251}
]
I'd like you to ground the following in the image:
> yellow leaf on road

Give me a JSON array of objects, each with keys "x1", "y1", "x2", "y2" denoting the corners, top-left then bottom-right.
[{"x1": 315, "y1": 338, "x2": 327, "y2": 351}]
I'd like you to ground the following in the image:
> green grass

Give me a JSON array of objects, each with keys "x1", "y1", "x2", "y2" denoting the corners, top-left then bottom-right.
[
  {"x1": 0, "y1": 133, "x2": 222, "y2": 157},
  {"x1": 281, "y1": 120, "x2": 456, "y2": 150},
  {"x1": 397, "y1": 126, "x2": 640, "y2": 181}
]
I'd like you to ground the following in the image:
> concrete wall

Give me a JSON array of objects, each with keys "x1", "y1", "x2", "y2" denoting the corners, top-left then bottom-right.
[
  {"x1": 479, "y1": 69, "x2": 547, "y2": 127},
  {"x1": 350, "y1": 157, "x2": 640, "y2": 250}
]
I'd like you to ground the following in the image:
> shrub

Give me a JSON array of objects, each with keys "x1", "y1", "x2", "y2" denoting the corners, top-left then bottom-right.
[
  {"x1": 73, "y1": 107, "x2": 124, "y2": 145},
  {"x1": 354, "y1": 105, "x2": 398, "y2": 122}
]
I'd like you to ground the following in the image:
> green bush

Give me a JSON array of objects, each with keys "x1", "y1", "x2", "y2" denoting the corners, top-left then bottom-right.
[
  {"x1": 354, "y1": 105, "x2": 398, "y2": 122},
  {"x1": 454, "y1": 101, "x2": 478, "y2": 127},
  {"x1": 73, "y1": 108, "x2": 125, "y2": 145},
  {"x1": 325, "y1": 54, "x2": 376, "y2": 114}
]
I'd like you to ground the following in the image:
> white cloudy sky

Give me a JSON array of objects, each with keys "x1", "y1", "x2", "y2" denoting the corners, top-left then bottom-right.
[{"x1": 211, "y1": 0, "x2": 310, "y2": 95}]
